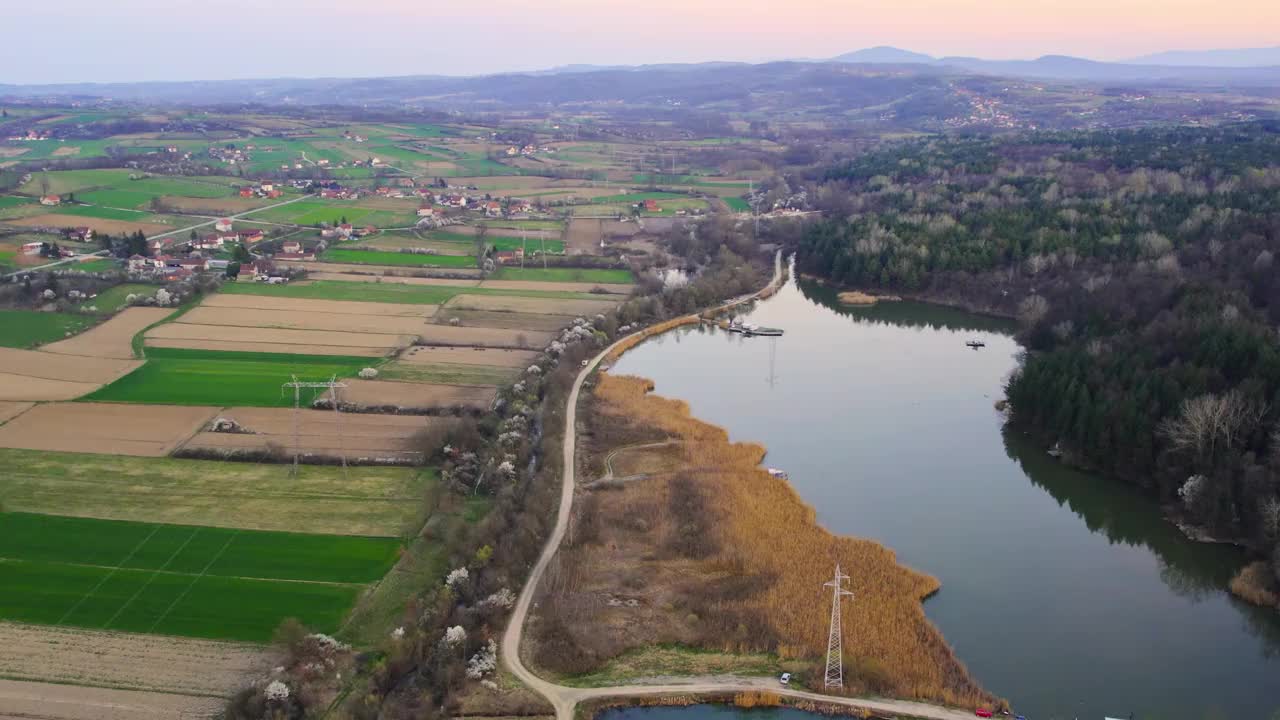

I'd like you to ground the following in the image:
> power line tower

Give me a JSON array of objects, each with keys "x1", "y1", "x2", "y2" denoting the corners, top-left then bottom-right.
[
  {"x1": 823, "y1": 564, "x2": 854, "y2": 689},
  {"x1": 282, "y1": 374, "x2": 348, "y2": 477}
]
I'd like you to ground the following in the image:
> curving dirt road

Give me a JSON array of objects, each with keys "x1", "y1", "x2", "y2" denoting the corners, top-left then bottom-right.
[{"x1": 499, "y1": 253, "x2": 979, "y2": 720}]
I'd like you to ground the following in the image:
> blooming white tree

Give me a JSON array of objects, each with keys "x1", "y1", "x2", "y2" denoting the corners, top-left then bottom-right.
[
  {"x1": 1178, "y1": 475, "x2": 1206, "y2": 510},
  {"x1": 264, "y1": 680, "x2": 290, "y2": 702},
  {"x1": 527, "y1": 365, "x2": 542, "y2": 375},
  {"x1": 497, "y1": 460, "x2": 515, "y2": 478},
  {"x1": 466, "y1": 639, "x2": 498, "y2": 679},
  {"x1": 358, "y1": 367, "x2": 379, "y2": 379},
  {"x1": 390, "y1": 626, "x2": 405, "y2": 640},
  {"x1": 445, "y1": 566, "x2": 470, "y2": 589},
  {"x1": 479, "y1": 587, "x2": 516, "y2": 610},
  {"x1": 155, "y1": 289, "x2": 172, "y2": 306},
  {"x1": 445, "y1": 625, "x2": 467, "y2": 647}
]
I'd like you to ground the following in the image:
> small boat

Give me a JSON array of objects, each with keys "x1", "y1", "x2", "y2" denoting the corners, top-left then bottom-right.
[
  {"x1": 965, "y1": 339, "x2": 986, "y2": 348},
  {"x1": 766, "y1": 468, "x2": 789, "y2": 480}
]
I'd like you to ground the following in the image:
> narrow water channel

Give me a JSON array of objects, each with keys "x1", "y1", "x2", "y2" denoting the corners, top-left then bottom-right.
[{"x1": 608, "y1": 273, "x2": 1280, "y2": 720}]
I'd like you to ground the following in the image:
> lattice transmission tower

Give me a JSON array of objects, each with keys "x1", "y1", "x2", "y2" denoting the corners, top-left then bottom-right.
[
  {"x1": 282, "y1": 375, "x2": 348, "y2": 477},
  {"x1": 824, "y1": 564, "x2": 854, "y2": 689}
]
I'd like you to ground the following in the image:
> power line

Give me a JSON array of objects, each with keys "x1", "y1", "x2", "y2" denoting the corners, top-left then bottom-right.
[
  {"x1": 824, "y1": 564, "x2": 854, "y2": 689},
  {"x1": 282, "y1": 374, "x2": 348, "y2": 477}
]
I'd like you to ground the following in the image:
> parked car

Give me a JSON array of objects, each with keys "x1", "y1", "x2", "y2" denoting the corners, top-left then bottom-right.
[
  {"x1": 779, "y1": 672, "x2": 791, "y2": 686},
  {"x1": 975, "y1": 711, "x2": 993, "y2": 718}
]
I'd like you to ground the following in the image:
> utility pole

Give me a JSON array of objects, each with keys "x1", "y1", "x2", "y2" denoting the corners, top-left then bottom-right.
[
  {"x1": 282, "y1": 374, "x2": 348, "y2": 477},
  {"x1": 824, "y1": 564, "x2": 854, "y2": 689}
]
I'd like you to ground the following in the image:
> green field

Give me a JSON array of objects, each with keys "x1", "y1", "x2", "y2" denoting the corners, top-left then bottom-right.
[
  {"x1": 490, "y1": 267, "x2": 634, "y2": 284},
  {"x1": 723, "y1": 197, "x2": 751, "y2": 212},
  {"x1": 0, "y1": 511, "x2": 399, "y2": 641},
  {"x1": 51, "y1": 204, "x2": 150, "y2": 221},
  {"x1": 71, "y1": 259, "x2": 120, "y2": 273},
  {"x1": 323, "y1": 248, "x2": 478, "y2": 268},
  {"x1": 379, "y1": 361, "x2": 517, "y2": 386},
  {"x1": 85, "y1": 347, "x2": 372, "y2": 407},
  {"x1": 0, "y1": 196, "x2": 33, "y2": 210},
  {"x1": 87, "y1": 283, "x2": 157, "y2": 312},
  {"x1": 429, "y1": 230, "x2": 565, "y2": 254},
  {"x1": 0, "y1": 448, "x2": 433, "y2": 537},
  {"x1": 76, "y1": 189, "x2": 157, "y2": 210},
  {"x1": 0, "y1": 309, "x2": 95, "y2": 348}
]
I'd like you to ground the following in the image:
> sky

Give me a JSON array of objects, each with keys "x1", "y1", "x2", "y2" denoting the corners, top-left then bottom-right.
[{"x1": 7, "y1": 0, "x2": 1280, "y2": 84}]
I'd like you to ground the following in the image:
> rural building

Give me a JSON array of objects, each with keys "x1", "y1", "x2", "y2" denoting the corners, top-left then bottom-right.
[
  {"x1": 20, "y1": 242, "x2": 43, "y2": 255},
  {"x1": 238, "y1": 229, "x2": 265, "y2": 244},
  {"x1": 65, "y1": 227, "x2": 94, "y2": 242},
  {"x1": 275, "y1": 251, "x2": 316, "y2": 262},
  {"x1": 40, "y1": 195, "x2": 60, "y2": 206},
  {"x1": 643, "y1": 199, "x2": 660, "y2": 212},
  {"x1": 148, "y1": 237, "x2": 176, "y2": 254},
  {"x1": 320, "y1": 228, "x2": 338, "y2": 239},
  {"x1": 215, "y1": 218, "x2": 234, "y2": 232},
  {"x1": 417, "y1": 205, "x2": 437, "y2": 217},
  {"x1": 494, "y1": 248, "x2": 525, "y2": 264},
  {"x1": 508, "y1": 199, "x2": 531, "y2": 214},
  {"x1": 260, "y1": 182, "x2": 274, "y2": 193},
  {"x1": 338, "y1": 223, "x2": 354, "y2": 238},
  {"x1": 176, "y1": 257, "x2": 208, "y2": 272},
  {"x1": 281, "y1": 240, "x2": 302, "y2": 254},
  {"x1": 239, "y1": 188, "x2": 254, "y2": 198},
  {"x1": 485, "y1": 201, "x2": 502, "y2": 218},
  {"x1": 127, "y1": 255, "x2": 154, "y2": 271},
  {"x1": 161, "y1": 267, "x2": 193, "y2": 282}
]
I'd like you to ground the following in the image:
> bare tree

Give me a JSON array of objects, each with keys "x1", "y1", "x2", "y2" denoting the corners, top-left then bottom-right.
[
  {"x1": 1160, "y1": 390, "x2": 1266, "y2": 458},
  {"x1": 1017, "y1": 294, "x2": 1049, "y2": 329}
]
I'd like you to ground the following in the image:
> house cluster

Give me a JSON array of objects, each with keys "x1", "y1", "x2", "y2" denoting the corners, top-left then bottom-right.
[
  {"x1": 275, "y1": 239, "x2": 317, "y2": 262},
  {"x1": 209, "y1": 145, "x2": 251, "y2": 165},
  {"x1": 318, "y1": 222, "x2": 376, "y2": 240},
  {"x1": 192, "y1": 227, "x2": 264, "y2": 251},
  {"x1": 237, "y1": 181, "x2": 284, "y2": 200},
  {"x1": 319, "y1": 185, "x2": 360, "y2": 200},
  {"x1": 126, "y1": 253, "x2": 224, "y2": 281},
  {"x1": 6, "y1": 129, "x2": 52, "y2": 141},
  {"x1": 341, "y1": 130, "x2": 369, "y2": 143},
  {"x1": 493, "y1": 247, "x2": 525, "y2": 264},
  {"x1": 63, "y1": 226, "x2": 94, "y2": 243},
  {"x1": 504, "y1": 144, "x2": 554, "y2": 157}
]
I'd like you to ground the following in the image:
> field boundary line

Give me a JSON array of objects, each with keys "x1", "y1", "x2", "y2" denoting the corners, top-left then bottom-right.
[
  {"x1": 56, "y1": 526, "x2": 160, "y2": 625},
  {"x1": 0, "y1": 672, "x2": 232, "y2": 700},
  {"x1": 147, "y1": 529, "x2": 239, "y2": 634},
  {"x1": 102, "y1": 527, "x2": 201, "y2": 629}
]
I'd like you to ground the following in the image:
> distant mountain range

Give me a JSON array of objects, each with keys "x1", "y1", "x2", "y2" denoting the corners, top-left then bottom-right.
[{"x1": 1129, "y1": 46, "x2": 1280, "y2": 67}]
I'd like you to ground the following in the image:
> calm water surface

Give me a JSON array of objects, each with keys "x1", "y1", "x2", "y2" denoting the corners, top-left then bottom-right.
[{"x1": 609, "y1": 274, "x2": 1280, "y2": 720}]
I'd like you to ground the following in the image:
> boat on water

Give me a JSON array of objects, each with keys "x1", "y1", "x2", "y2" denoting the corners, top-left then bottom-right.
[
  {"x1": 727, "y1": 320, "x2": 784, "y2": 337},
  {"x1": 766, "y1": 468, "x2": 789, "y2": 480},
  {"x1": 965, "y1": 339, "x2": 986, "y2": 348}
]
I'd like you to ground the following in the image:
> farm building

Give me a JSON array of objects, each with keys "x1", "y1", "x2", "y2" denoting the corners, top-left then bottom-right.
[
  {"x1": 239, "y1": 229, "x2": 265, "y2": 244},
  {"x1": 485, "y1": 201, "x2": 502, "y2": 218},
  {"x1": 338, "y1": 223, "x2": 354, "y2": 238},
  {"x1": 20, "y1": 242, "x2": 43, "y2": 255},
  {"x1": 494, "y1": 248, "x2": 525, "y2": 264},
  {"x1": 215, "y1": 218, "x2": 234, "y2": 232},
  {"x1": 281, "y1": 241, "x2": 303, "y2": 254},
  {"x1": 417, "y1": 205, "x2": 437, "y2": 217},
  {"x1": 643, "y1": 199, "x2": 660, "y2": 212},
  {"x1": 40, "y1": 195, "x2": 60, "y2": 206}
]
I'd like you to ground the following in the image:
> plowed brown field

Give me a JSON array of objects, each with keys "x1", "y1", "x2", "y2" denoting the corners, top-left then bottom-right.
[
  {"x1": 146, "y1": 323, "x2": 413, "y2": 353},
  {"x1": 41, "y1": 307, "x2": 173, "y2": 359},
  {"x1": 0, "y1": 347, "x2": 140, "y2": 383},
  {"x1": 444, "y1": 293, "x2": 619, "y2": 316},
  {"x1": 415, "y1": 325, "x2": 552, "y2": 348},
  {"x1": 341, "y1": 379, "x2": 495, "y2": 410},
  {"x1": 182, "y1": 406, "x2": 453, "y2": 462},
  {"x1": 304, "y1": 272, "x2": 480, "y2": 287},
  {"x1": 434, "y1": 309, "x2": 576, "y2": 331},
  {"x1": 4, "y1": 214, "x2": 172, "y2": 236},
  {"x1": 200, "y1": 293, "x2": 434, "y2": 317},
  {"x1": 0, "y1": 402, "x2": 217, "y2": 455},
  {"x1": 0, "y1": 401, "x2": 33, "y2": 425},
  {"x1": 0, "y1": 679, "x2": 222, "y2": 720},
  {"x1": 0, "y1": 374, "x2": 99, "y2": 402},
  {"x1": 143, "y1": 338, "x2": 389, "y2": 357},
  {"x1": 398, "y1": 345, "x2": 540, "y2": 368},
  {"x1": 178, "y1": 306, "x2": 432, "y2": 335},
  {"x1": 479, "y1": 279, "x2": 633, "y2": 295},
  {"x1": 0, "y1": 622, "x2": 269, "y2": 698}
]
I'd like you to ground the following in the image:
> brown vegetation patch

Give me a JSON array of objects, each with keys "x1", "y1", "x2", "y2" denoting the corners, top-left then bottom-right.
[
  {"x1": 183, "y1": 406, "x2": 452, "y2": 463},
  {"x1": 143, "y1": 338, "x2": 388, "y2": 357},
  {"x1": 289, "y1": 261, "x2": 481, "y2": 277},
  {"x1": 0, "y1": 147, "x2": 30, "y2": 158},
  {"x1": 42, "y1": 307, "x2": 173, "y2": 359},
  {"x1": 201, "y1": 293, "x2": 433, "y2": 317},
  {"x1": 397, "y1": 345, "x2": 540, "y2": 368},
  {"x1": 360, "y1": 237, "x2": 474, "y2": 255},
  {"x1": 0, "y1": 401, "x2": 33, "y2": 425},
  {"x1": 341, "y1": 379, "x2": 496, "y2": 411},
  {"x1": 566, "y1": 218, "x2": 603, "y2": 255},
  {"x1": 837, "y1": 290, "x2": 902, "y2": 306},
  {"x1": 0, "y1": 622, "x2": 270, "y2": 698},
  {"x1": 0, "y1": 402, "x2": 217, "y2": 456},
  {"x1": 303, "y1": 271, "x2": 480, "y2": 287},
  {"x1": 530, "y1": 374, "x2": 993, "y2": 708},
  {"x1": 0, "y1": 679, "x2": 222, "y2": 720},
  {"x1": 444, "y1": 294, "x2": 619, "y2": 317},
  {"x1": 416, "y1": 324, "x2": 553, "y2": 349},
  {"x1": 146, "y1": 323, "x2": 413, "y2": 353},
  {"x1": 1229, "y1": 561, "x2": 1280, "y2": 608},
  {"x1": 0, "y1": 347, "x2": 140, "y2": 384},
  {"x1": 0, "y1": 374, "x2": 100, "y2": 402},
  {"x1": 51, "y1": 146, "x2": 81, "y2": 157},
  {"x1": 179, "y1": 306, "x2": 432, "y2": 335},
  {"x1": 157, "y1": 195, "x2": 263, "y2": 214},
  {"x1": 4, "y1": 214, "x2": 172, "y2": 236}
]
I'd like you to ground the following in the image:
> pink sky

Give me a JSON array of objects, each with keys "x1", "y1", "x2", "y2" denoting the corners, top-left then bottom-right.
[{"x1": 7, "y1": 0, "x2": 1279, "y2": 83}]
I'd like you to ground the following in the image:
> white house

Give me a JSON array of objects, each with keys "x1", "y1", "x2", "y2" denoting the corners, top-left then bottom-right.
[{"x1": 214, "y1": 218, "x2": 233, "y2": 232}]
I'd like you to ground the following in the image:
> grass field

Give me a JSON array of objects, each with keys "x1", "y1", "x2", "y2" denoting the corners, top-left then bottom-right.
[
  {"x1": 72, "y1": 259, "x2": 119, "y2": 273},
  {"x1": 86, "y1": 284, "x2": 155, "y2": 313},
  {"x1": 0, "y1": 310, "x2": 95, "y2": 348},
  {"x1": 723, "y1": 197, "x2": 751, "y2": 212},
  {"x1": 0, "y1": 511, "x2": 399, "y2": 641},
  {"x1": 379, "y1": 361, "x2": 516, "y2": 386},
  {"x1": 76, "y1": 189, "x2": 156, "y2": 210},
  {"x1": 222, "y1": 279, "x2": 609, "y2": 305},
  {"x1": 0, "y1": 196, "x2": 33, "y2": 210},
  {"x1": 52, "y1": 204, "x2": 150, "y2": 221},
  {"x1": 323, "y1": 248, "x2": 478, "y2": 268},
  {"x1": 0, "y1": 448, "x2": 433, "y2": 536},
  {"x1": 489, "y1": 267, "x2": 633, "y2": 284},
  {"x1": 430, "y1": 230, "x2": 565, "y2": 254},
  {"x1": 84, "y1": 347, "x2": 372, "y2": 407}
]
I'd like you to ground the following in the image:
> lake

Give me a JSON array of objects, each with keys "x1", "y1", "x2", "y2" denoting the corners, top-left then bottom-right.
[{"x1": 608, "y1": 272, "x2": 1280, "y2": 720}]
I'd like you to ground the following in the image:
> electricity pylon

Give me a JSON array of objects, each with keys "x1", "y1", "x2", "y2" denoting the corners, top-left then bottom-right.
[
  {"x1": 824, "y1": 564, "x2": 854, "y2": 689},
  {"x1": 282, "y1": 375, "x2": 348, "y2": 476}
]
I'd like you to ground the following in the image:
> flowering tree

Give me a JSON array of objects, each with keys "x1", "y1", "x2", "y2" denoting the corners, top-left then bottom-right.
[
  {"x1": 445, "y1": 566, "x2": 470, "y2": 589},
  {"x1": 445, "y1": 625, "x2": 467, "y2": 647},
  {"x1": 466, "y1": 639, "x2": 498, "y2": 679},
  {"x1": 264, "y1": 680, "x2": 290, "y2": 702}
]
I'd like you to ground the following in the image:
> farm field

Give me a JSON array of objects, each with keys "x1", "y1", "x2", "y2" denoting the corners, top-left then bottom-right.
[
  {"x1": 84, "y1": 284, "x2": 157, "y2": 313},
  {"x1": 243, "y1": 199, "x2": 417, "y2": 228},
  {"x1": 379, "y1": 360, "x2": 517, "y2": 386},
  {"x1": 414, "y1": 324, "x2": 553, "y2": 349},
  {"x1": 42, "y1": 306, "x2": 173, "y2": 359},
  {"x1": 434, "y1": 308, "x2": 577, "y2": 331},
  {"x1": 222, "y1": 278, "x2": 611, "y2": 304},
  {"x1": 489, "y1": 266, "x2": 633, "y2": 284},
  {"x1": 0, "y1": 309, "x2": 95, "y2": 348},
  {"x1": 0, "y1": 621, "x2": 270, "y2": 698},
  {"x1": 443, "y1": 292, "x2": 621, "y2": 316},
  {"x1": 0, "y1": 347, "x2": 141, "y2": 402},
  {"x1": 396, "y1": 345, "x2": 541, "y2": 368},
  {"x1": 84, "y1": 347, "x2": 372, "y2": 406},
  {"x1": 146, "y1": 320, "x2": 413, "y2": 356},
  {"x1": 323, "y1": 248, "x2": 479, "y2": 268},
  {"x1": 0, "y1": 401, "x2": 33, "y2": 425},
  {"x1": 340, "y1": 378, "x2": 496, "y2": 411},
  {"x1": 0, "y1": 678, "x2": 225, "y2": 720},
  {"x1": 275, "y1": 260, "x2": 484, "y2": 277},
  {"x1": 0, "y1": 402, "x2": 217, "y2": 456},
  {"x1": 0, "y1": 511, "x2": 399, "y2": 641},
  {"x1": 357, "y1": 234, "x2": 475, "y2": 256},
  {"x1": 177, "y1": 304, "x2": 432, "y2": 336},
  {"x1": 0, "y1": 448, "x2": 432, "y2": 535},
  {"x1": 723, "y1": 196, "x2": 751, "y2": 212},
  {"x1": 3, "y1": 213, "x2": 174, "y2": 237},
  {"x1": 481, "y1": 278, "x2": 633, "y2": 294},
  {"x1": 182, "y1": 407, "x2": 454, "y2": 463}
]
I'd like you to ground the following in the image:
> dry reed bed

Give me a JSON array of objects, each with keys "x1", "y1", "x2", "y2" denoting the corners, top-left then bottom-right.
[{"x1": 581, "y1": 375, "x2": 994, "y2": 709}]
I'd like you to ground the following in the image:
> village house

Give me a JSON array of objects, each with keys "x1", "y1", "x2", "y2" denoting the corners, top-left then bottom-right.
[
  {"x1": 127, "y1": 254, "x2": 158, "y2": 272},
  {"x1": 281, "y1": 240, "x2": 303, "y2": 254},
  {"x1": 494, "y1": 247, "x2": 525, "y2": 264},
  {"x1": 337, "y1": 223, "x2": 354, "y2": 238},
  {"x1": 320, "y1": 228, "x2": 338, "y2": 239},
  {"x1": 192, "y1": 234, "x2": 225, "y2": 251},
  {"x1": 214, "y1": 218, "x2": 234, "y2": 232},
  {"x1": 160, "y1": 267, "x2": 193, "y2": 283},
  {"x1": 417, "y1": 205, "x2": 437, "y2": 218},
  {"x1": 175, "y1": 257, "x2": 208, "y2": 272},
  {"x1": 238, "y1": 229, "x2": 265, "y2": 244},
  {"x1": 64, "y1": 227, "x2": 94, "y2": 242},
  {"x1": 148, "y1": 237, "x2": 176, "y2": 255},
  {"x1": 643, "y1": 199, "x2": 660, "y2": 212},
  {"x1": 40, "y1": 195, "x2": 60, "y2": 206},
  {"x1": 484, "y1": 201, "x2": 502, "y2": 218},
  {"x1": 239, "y1": 188, "x2": 254, "y2": 198},
  {"x1": 275, "y1": 251, "x2": 316, "y2": 262},
  {"x1": 507, "y1": 199, "x2": 531, "y2": 215},
  {"x1": 21, "y1": 242, "x2": 44, "y2": 256}
]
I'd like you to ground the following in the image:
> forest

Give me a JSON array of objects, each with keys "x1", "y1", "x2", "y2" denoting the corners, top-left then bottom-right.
[{"x1": 793, "y1": 122, "x2": 1280, "y2": 601}]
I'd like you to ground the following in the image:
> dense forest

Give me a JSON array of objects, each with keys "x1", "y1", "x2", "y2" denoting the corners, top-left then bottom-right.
[{"x1": 793, "y1": 123, "x2": 1280, "y2": 600}]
